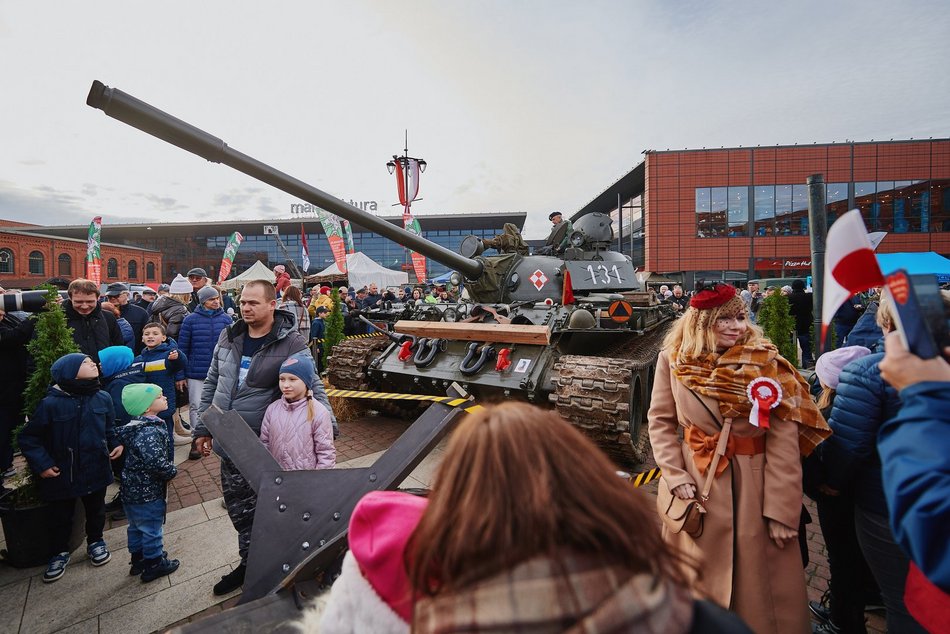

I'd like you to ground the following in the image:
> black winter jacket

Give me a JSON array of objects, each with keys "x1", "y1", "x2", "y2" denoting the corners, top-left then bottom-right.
[
  {"x1": 19, "y1": 386, "x2": 118, "y2": 501},
  {"x1": 0, "y1": 314, "x2": 34, "y2": 406},
  {"x1": 63, "y1": 301, "x2": 124, "y2": 364},
  {"x1": 822, "y1": 349, "x2": 899, "y2": 515},
  {"x1": 786, "y1": 290, "x2": 813, "y2": 334},
  {"x1": 119, "y1": 302, "x2": 150, "y2": 354}
]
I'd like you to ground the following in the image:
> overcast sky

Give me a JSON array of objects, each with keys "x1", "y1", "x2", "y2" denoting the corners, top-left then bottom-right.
[{"x1": 1, "y1": 0, "x2": 948, "y2": 239}]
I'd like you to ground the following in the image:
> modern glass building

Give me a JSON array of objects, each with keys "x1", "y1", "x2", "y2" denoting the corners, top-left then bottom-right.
[
  {"x1": 574, "y1": 139, "x2": 950, "y2": 287},
  {"x1": 21, "y1": 212, "x2": 526, "y2": 284}
]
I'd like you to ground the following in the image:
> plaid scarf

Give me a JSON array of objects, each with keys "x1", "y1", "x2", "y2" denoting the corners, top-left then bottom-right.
[
  {"x1": 413, "y1": 553, "x2": 694, "y2": 633},
  {"x1": 672, "y1": 342, "x2": 831, "y2": 456}
]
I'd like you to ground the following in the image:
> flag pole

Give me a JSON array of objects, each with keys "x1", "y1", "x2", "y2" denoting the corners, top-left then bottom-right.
[{"x1": 807, "y1": 173, "x2": 829, "y2": 352}]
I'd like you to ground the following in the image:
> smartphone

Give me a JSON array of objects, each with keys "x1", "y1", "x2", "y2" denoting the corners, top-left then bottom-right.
[{"x1": 883, "y1": 270, "x2": 950, "y2": 360}]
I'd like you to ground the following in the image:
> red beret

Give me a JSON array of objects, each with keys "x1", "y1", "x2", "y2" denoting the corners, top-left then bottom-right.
[
  {"x1": 690, "y1": 283, "x2": 737, "y2": 310},
  {"x1": 320, "y1": 286, "x2": 331, "y2": 294}
]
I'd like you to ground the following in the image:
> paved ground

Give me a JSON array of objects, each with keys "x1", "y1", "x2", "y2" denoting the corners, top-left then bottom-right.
[{"x1": 0, "y1": 406, "x2": 887, "y2": 633}]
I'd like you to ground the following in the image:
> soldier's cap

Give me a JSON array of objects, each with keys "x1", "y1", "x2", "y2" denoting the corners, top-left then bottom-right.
[
  {"x1": 105, "y1": 282, "x2": 129, "y2": 296},
  {"x1": 548, "y1": 211, "x2": 562, "y2": 220}
]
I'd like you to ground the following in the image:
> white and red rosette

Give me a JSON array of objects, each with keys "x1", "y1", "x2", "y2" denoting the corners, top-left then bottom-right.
[{"x1": 746, "y1": 377, "x2": 782, "y2": 429}]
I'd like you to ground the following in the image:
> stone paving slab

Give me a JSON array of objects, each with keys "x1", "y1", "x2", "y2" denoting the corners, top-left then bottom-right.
[{"x1": 98, "y1": 564, "x2": 240, "y2": 634}]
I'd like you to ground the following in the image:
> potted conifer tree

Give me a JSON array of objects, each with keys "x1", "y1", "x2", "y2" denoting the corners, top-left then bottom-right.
[{"x1": 0, "y1": 286, "x2": 86, "y2": 568}]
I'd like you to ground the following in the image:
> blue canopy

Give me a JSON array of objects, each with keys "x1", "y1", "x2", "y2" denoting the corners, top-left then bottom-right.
[{"x1": 876, "y1": 252, "x2": 950, "y2": 283}]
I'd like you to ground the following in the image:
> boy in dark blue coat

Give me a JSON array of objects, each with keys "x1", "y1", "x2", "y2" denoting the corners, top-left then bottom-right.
[
  {"x1": 19, "y1": 353, "x2": 124, "y2": 583},
  {"x1": 134, "y1": 323, "x2": 187, "y2": 461},
  {"x1": 99, "y1": 345, "x2": 147, "y2": 520},
  {"x1": 117, "y1": 383, "x2": 180, "y2": 582}
]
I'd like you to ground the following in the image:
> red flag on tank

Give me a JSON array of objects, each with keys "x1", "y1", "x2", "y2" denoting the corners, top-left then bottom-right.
[
  {"x1": 561, "y1": 268, "x2": 575, "y2": 305},
  {"x1": 821, "y1": 209, "x2": 884, "y2": 350}
]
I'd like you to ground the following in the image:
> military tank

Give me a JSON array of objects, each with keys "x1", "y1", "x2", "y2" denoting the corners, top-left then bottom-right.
[{"x1": 86, "y1": 80, "x2": 673, "y2": 466}]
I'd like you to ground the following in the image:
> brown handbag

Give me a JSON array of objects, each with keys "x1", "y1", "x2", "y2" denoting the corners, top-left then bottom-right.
[{"x1": 656, "y1": 415, "x2": 733, "y2": 539}]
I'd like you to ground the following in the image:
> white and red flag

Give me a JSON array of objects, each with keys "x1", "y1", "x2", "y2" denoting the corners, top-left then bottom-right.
[
  {"x1": 301, "y1": 224, "x2": 310, "y2": 273},
  {"x1": 821, "y1": 209, "x2": 885, "y2": 347}
]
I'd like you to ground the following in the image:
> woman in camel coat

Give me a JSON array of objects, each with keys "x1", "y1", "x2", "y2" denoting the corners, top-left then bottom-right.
[{"x1": 648, "y1": 283, "x2": 831, "y2": 634}]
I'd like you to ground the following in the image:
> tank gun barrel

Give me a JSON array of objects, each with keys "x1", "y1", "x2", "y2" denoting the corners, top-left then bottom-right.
[{"x1": 85, "y1": 80, "x2": 483, "y2": 280}]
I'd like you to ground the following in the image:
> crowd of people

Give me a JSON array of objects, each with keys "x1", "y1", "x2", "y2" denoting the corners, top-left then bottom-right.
[{"x1": 1, "y1": 262, "x2": 947, "y2": 632}]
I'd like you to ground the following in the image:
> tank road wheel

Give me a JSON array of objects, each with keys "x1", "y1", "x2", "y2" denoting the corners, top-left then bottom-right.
[
  {"x1": 326, "y1": 338, "x2": 388, "y2": 390},
  {"x1": 549, "y1": 355, "x2": 652, "y2": 468}
]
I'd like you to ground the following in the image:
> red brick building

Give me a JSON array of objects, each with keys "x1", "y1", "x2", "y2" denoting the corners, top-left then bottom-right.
[
  {"x1": 576, "y1": 139, "x2": 950, "y2": 287},
  {"x1": 0, "y1": 222, "x2": 161, "y2": 289}
]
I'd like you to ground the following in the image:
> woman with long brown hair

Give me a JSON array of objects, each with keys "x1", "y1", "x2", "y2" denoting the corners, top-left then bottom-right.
[
  {"x1": 277, "y1": 285, "x2": 310, "y2": 339},
  {"x1": 648, "y1": 283, "x2": 831, "y2": 633},
  {"x1": 318, "y1": 402, "x2": 751, "y2": 633}
]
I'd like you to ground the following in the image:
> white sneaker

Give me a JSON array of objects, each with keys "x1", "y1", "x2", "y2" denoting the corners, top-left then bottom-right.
[{"x1": 173, "y1": 434, "x2": 192, "y2": 446}]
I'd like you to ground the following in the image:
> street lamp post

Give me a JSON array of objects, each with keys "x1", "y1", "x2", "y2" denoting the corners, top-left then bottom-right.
[{"x1": 387, "y1": 132, "x2": 427, "y2": 283}]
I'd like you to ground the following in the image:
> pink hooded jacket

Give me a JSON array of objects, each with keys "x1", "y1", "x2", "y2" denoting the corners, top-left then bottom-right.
[{"x1": 260, "y1": 396, "x2": 335, "y2": 470}]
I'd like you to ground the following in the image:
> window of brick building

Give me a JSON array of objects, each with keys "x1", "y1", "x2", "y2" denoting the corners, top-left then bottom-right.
[
  {"x1": 128, "y1": 260, "x2": 137, "y2": 279},
  {"x1": 29, "y1": 251, "x2": 45, "y2": 275},
  {"x1": 0, "y1": 249, "x2": 14, "y2": 274},
  {"x1": 146, "y1": 261, "x2": 155, "y2": 280},
  {"x1": 107, "y1": 258, "x2": 118, "y2": 278},
  {"x1": 58, "y1": 253, "x2": 72, "y2": 277}
]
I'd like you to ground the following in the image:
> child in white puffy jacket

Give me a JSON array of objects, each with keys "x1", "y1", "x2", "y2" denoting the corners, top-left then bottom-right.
[{"x1": 260, "y1": 352, "x2": 335, "y2": 470}]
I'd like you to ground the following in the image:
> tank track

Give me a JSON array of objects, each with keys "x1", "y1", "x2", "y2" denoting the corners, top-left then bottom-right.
[
  {"x1": 549, "y1": 323, "x2": 670, "y2": 468},
  {"x1": 325, "y1": 337, "x2": 429, "y2": 420},
  {"x1": 326, "y1": 337, "x2": 389, "y2": 390}
]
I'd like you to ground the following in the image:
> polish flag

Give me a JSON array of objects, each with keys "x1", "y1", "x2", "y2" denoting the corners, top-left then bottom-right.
[{"x1": 822, "y1": 209, "x2": 884, "y2": 348}]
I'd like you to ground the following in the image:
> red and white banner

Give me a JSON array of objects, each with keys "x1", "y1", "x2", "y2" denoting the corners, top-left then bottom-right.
[
  {"x1": 393, "y1": 157, "x2": 427, "y2": 282},
  {"x1": 301, "y1": 224, "x2": 311, "y2": 273},
  {"x1": 821, "y1": 209, "x2": 885, "y2": 346}
]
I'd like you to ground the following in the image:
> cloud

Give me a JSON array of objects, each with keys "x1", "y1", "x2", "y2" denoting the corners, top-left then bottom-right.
[{"x1": 0, "y1": 181, "x2": 153, "y2": 226}]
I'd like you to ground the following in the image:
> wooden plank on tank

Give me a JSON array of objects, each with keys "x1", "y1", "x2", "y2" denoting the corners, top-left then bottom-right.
[{"x1": 393, "y1": 321, "x2": 551, "y2": 345}]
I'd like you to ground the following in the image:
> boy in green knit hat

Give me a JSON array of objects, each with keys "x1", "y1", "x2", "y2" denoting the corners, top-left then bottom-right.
[{"x1": 117, "y1": 383, "x2": 180, "y2": 582}]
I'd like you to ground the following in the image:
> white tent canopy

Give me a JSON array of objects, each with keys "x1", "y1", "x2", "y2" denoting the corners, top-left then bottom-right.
[
  {"x1": 309, "y1": 252, "x2": 408, "y2": 290},
  {"x1": 220, "y1": 260, "x2": 302, "y2": 290}
]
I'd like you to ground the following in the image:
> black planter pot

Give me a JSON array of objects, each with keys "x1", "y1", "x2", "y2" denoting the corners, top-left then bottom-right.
[{"x1": 0, "y1": 498, "x2": 86, "y2": 568}]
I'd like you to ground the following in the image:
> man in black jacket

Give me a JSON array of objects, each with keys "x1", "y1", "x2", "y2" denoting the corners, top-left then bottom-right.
[
  {"x1": 0, "y1": 304, "x2": 34, "y2": 486},
  {"x1": 134, "y1": 288, "x2": 156, "y2": 312},
  {"x1": 105, "y1": 283, "x2": 149, "y2": 353},
  {"x1": 64, "y1": 279, "x2": 124, "y2": 364},
  {"x1": 787, "y1": 279, "x2": 814, "y2": 367}
]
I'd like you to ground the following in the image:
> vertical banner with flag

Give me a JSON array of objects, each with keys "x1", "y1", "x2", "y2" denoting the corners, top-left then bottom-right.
[
  {"x1": 315, "y1": 209, "x2": 347, "y2": 273},
  {"x1": 821, "y1": 209, "x2": 885, "y2": 348},
  {"x1": 85, "y1": 216, "x2": 102, "y2": 286},
  {"x1": 216, "y1": 231, "x2": 245, "y2": 284},
  {"x1": 300, "y1": 224, "x2": 311, "y2": 274},
  {"x1": 394, "y1": 157, "x2": 427, "y2": 283},
  {"x1": 341, "y1": 219, "x2": 355, "y2": 254}
]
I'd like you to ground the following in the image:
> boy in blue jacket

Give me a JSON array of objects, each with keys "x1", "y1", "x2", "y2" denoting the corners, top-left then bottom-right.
[
  {"x1": 19, "y1": 353, "x2": 124, "y2": 583},
  {"x1": 135, "y1": 323, "x2": 187, "y2": 460},
  {"x1": 99, "y1": 345, "x2": 147, "y2": 520},
  {"x1": 117, "y1": 384, "x2": 180, "y2": 582}
]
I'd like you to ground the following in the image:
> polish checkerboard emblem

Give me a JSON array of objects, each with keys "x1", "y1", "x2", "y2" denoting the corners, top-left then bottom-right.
[{"x1": 529, "y1": 269, "x2": 548, "y2": 291}]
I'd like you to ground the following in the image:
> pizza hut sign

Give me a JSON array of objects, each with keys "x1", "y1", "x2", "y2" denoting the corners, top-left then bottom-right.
[{"x1": 754, "y1": 258, "x2": 812, "y2": 271}]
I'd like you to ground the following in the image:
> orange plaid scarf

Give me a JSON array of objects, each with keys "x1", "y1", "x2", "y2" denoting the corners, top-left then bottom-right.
[{"x1": 672, "y1": 342, "x2": 831, "y2": 456}]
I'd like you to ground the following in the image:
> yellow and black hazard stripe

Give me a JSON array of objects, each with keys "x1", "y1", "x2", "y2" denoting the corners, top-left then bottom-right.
[
  {"x1": 325, "y1": 388, "x2": 484, "y2": 415},
  {"x1": 312, "y1": 332, "x2": 387, "y2": 344},
  {"x1": 327, "y1": 387, "x2": 663, "y2": 486},
  {"x1": 619, "y1": 466, "x2": 661, "y2": 488}
]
